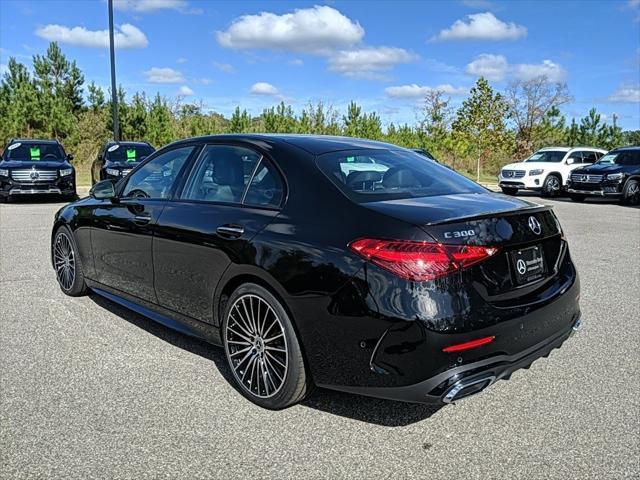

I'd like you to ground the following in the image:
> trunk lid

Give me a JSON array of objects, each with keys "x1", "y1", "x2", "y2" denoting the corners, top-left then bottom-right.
[{"x1": 362, "y1": 192, "x2": 564, "y2": 298}]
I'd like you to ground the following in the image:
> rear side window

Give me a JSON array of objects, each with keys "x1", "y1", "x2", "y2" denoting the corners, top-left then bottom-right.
[
  {"x1": 317, "y1": 149, "x2": 485, "y2": 202},
  {"x1": 244, "y1": 159, "x2": 284, "y2": 208}
]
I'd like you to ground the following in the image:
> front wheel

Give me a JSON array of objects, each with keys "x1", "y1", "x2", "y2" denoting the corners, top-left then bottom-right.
[
  {"x1": 621, "y1": 179, "x2": 639, "y2": 206},
  {"x1": 501, "y1": 187, "x2": 518, "y2": 196},
  {"x1": 541, "y1": 175, "x2": 562, "y2": 197},
  {"x1": 53, "y1": 226, "x2": 88, "y2": 296},
  {"x1": 223, "y1": 283, "x2": 311, "y2": 409}
]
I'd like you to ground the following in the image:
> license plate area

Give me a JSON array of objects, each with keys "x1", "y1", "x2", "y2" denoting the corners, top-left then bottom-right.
[{"x1": 510, "y1": 245, "x2": 546, "y2": 285}]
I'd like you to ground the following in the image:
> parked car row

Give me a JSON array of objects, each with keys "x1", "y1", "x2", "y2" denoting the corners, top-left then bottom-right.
[
  {"x1": 498, "y1": 146, "x2": 640, "y2": 205},
  {"x1": 0, "y1": 138, "x2": 156, "y2": 203}
]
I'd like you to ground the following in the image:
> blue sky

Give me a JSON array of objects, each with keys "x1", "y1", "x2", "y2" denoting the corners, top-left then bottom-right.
[{"x1": 1, "y1": 0, "x2": 639, "y2": 129}]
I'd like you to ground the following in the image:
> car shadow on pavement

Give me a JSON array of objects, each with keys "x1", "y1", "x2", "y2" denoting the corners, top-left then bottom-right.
[
  {"x1": 89, "y1": 293, "x2": 442, "y2": 427},
  {"x1": 2, "y1": 194, "x2": 74, "y2": 205}
]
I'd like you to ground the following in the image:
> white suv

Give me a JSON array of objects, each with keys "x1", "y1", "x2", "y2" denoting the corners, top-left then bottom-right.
[{"x1": 498, "y1": 147, "x2": 607, "y2": 197}]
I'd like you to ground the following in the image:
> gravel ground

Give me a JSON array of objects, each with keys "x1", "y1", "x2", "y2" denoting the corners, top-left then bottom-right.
[{"x1": 1, "y1": 193, "x2": 639, "y2": 479}]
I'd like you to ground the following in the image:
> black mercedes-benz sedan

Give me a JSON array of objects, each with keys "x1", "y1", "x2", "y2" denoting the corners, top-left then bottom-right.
[
  {"x1": 1, "y1": 138, "x2": 76, "y2": 202},
  {"x1": 91, "y1": 140, "x2": 155, "y2": 185},
  {"x1": 568, "y1": 146, "x2": 640, "y2": 205},
  {"x1": 51, "y1": 135, "x2": 581, "y2": 409}
]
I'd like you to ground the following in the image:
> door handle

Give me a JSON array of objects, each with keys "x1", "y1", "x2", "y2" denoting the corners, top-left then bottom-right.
[
  {"x1": 216, "y1": 224, "x2": 245, "y2": 239},
  {"x1": 134, "y1": 214, "x2": 151, "y2": 224}
]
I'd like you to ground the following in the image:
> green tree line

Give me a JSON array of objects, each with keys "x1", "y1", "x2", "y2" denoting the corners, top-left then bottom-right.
[{"x1": 1, "y1": 43, "x2": 638, "y2": 184}]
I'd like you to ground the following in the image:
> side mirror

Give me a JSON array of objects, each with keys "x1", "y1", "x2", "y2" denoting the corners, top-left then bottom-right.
[
  {"x1": 67, "y1": 153, "x2": 74, "y2": 161},
  {"x1": 566, "y1": 158, "x2": 575, "y2": 165},
  {"x1": 90, "y1": 179, "x2": 116, "y2": 200}
]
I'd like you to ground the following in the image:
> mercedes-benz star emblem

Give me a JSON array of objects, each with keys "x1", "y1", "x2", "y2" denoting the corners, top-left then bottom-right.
[
  {"x1": 516, "y1": 259, "x2": 527, "y2": 275},
  {"x1": 528, "y1": 216, "x2": 542, "y2": 235},
  {"x1": 581, "y1": 175, "x2": 587, "y2": 182},
  {"x1": 30, "y1": 169, "x2": 39, "y2": 180}
]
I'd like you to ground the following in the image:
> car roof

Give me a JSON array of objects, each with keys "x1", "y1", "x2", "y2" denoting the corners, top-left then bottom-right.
[
  {"x1": 9, "y1": 138, "x2": 61, "y2": 145},
  {"x1": 610, "y1": 146, "x2": 640, "y2": 152},
  {"x1": 538, "y1": 146, "x2": 606, "y2": 152},
  {"x1": 105, "y1": 140, "x2": 152, "y2": 147},
  {"x1": 171, "y1": 134, "x2": 405, "y2": 155}
]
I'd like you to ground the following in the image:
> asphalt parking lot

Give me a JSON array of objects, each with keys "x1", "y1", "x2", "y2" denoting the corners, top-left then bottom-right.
[{"x1": 1, "y1": 193, "x2": 639, "y2": 479}]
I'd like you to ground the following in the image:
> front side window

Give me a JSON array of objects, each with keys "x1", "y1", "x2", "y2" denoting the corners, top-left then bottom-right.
[
  {"x1": 180, "y1": 145, "x2": 261, "y2": 203},
  {"x1": 317, "y1": 149, "x2": 484, "y2": 202},
  {"x1": 3, "y1": 142, "x2": 66, "y2": 162},
  {"x1": 525, "y1": 150, "x2": 567, "y2": 163},
  {"x1": 121, "y1": 146, "x2": 194, "y2": 199}
]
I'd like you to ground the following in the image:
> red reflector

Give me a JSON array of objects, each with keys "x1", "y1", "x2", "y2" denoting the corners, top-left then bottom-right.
[
  {"x1": 349, "y1": 238, "x2": 499, "y2": 282},
  {"x1": 442, "y1": 336, "x2": 495, "y2": 353}
]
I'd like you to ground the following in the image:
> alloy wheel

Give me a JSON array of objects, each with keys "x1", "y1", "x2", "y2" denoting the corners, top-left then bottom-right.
[
  {"x1": 225, "y1": 294, "x2": 288, "y2": 398},
  {"x1": 547, "y1": 176, "x2": 560, "y2": 193},
  {"x1": 54, "y1": 232, "x2": 76, "y2": 291}
]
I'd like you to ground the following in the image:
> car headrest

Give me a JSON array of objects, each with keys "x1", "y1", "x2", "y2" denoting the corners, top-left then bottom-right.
[
  {"x1": 382, "y1": 168, "x2": 421, "y2": 189},
  {"x1": 210, "y1": 153, "x2": 243, "y2": 186},
  {"x1": 346, "y1": 170, "x2": 383, "y2": 188}
]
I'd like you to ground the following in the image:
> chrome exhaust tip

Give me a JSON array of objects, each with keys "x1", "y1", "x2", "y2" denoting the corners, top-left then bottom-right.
[{"x1": 442, "y1": 375, "x2": 495, "y2": 404}]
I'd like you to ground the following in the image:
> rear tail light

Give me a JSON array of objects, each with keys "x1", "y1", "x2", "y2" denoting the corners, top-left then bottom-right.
[{"x1": 349, "y1": 238, "x2": 499, "y2": 282}]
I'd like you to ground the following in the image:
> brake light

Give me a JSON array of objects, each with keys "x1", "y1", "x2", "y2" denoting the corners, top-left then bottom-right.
[
  {"x1": 349, "y1": 238, "x2": 499, "y2": 282},
  {"x1": 442, "y1": 336, "x2": 495, "y2": 353}
]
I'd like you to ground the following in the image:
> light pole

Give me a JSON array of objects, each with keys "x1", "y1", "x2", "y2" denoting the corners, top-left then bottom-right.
[{"x1": 108, "y1": 0, "x2": 120, "y2": 141}]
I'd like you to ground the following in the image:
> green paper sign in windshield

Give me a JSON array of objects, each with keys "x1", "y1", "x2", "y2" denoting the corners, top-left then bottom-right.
[
  {"x1": 126, "y1": 149, "x2": 136, "y2": 162},
  {"x1": 30, "y1": 147, "x2": 41, "y2": 160},
  {"x1": 346, "y1": 156, "x2": 355, "y2": 163}
]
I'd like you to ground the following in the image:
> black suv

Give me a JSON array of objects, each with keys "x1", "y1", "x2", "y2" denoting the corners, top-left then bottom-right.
[
  {"x1": 568, "y1": 146, "x2": 640, "y2": 205},
  {"x1": 0, "y1": 139, "x2": 76, "y2": 202},
  {"x1": 91, "y1": 141, "x2": 155, "y2": 185}
]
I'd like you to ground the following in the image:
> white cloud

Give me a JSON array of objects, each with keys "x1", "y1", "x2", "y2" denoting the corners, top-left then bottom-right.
[
  {"x1": 513, "y1": 60, "x2": 567, "y2": 82},
  {"x1": 288, "y1": 59, "x2": 304, "y2": 66},
  {"x1": 328, "y1": 47, "x2": 416, "y2": 79},
  {"x1": 113, "y1": 0, "x2": 201, "y2": 14},
  {"x1": 250, "y1": 82, "x2": 279, "y2": 95},
  {"x1": 144, "y1": 67, "x2": 185, "y2": 83},
  {"x1": 432, "y1": 12, "x2": 527, "y2": 41},
  {"x1": 216, "y1": 5, "x2": 364, "y2": 53},
  {"x1": 385, "y1": 83, "x2": 467, "y2": 99},
  {"x1": 178, "y1": 85, "x2": 194, "y2": 96},
  {"x1": 176, "y1": 57, "x2": 187, "y2": 64},
  {"x1": 465, "y1": 53, "x2": 508, "y2": 80},
  {"x1": 607, "y1": 85, "x2": 640, "y2": 103},
  {"x1": 35, "y1": 23, "x2": 148, "y2": 49},
  {"x1": 213, "y1": 62, "x2": 236, "y2": 73},
  {"x1": 466, "y1": 54, "x2": 566, "y2": 82}
]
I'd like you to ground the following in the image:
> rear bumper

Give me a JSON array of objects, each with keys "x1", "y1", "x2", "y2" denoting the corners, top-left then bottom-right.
[{"x1": 325, "y1": 313, "x2": 581, "y2": 404}]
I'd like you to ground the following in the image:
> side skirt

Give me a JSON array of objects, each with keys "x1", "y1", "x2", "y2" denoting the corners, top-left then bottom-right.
[{"x1": 86, "y1": 279, "x2": 222, "y2": 346}]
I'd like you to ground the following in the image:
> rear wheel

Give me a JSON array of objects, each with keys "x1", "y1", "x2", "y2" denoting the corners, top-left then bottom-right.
[
  {"x1": 569, "y1": 194, "x2": 586, "y2": 202},
  {"x1": 53, "y1": 226, "x2": 88, "y2": 296},
  {"x1": 621, "y1": 179, "x2": 639, "y2": 205},
  {"x1": 223, "y1": 283, "x2": 311, "y2": 409},
  {"x1": 541, "y1": 174, "x2": 561, "y2": 197},
  {"x1": 501, "y1": 187, "x2": 518, "y2": 196}
]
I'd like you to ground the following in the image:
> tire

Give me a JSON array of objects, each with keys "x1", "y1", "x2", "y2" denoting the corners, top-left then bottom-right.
[
  {"x1": 621, "y1": 179, "x2": 639, "y2": 206},
  {"x1": 501, "y1": 187, "x2": 518, "y2": 196},
  {"x1": 52, "y1": 226, "x2": 88, "y2": 297},
  {"x1": 569, "y1": 194, "x2": 586, "y2": 202},
  {"x1": 222, "y1": 283, "x2": 311, "y2": 409},
  {"x1": 541, "y1": 174, "x2": 562, "y2": 197}
]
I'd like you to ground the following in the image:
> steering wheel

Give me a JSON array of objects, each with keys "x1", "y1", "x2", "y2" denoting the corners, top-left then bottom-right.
[{"x1": 42, "y1": 153, "x2": 57, "y2": 160}]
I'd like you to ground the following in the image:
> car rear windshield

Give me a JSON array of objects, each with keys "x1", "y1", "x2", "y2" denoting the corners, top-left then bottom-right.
[
  {"x1": 316, "y1": 148, "x2": 485, "y2": 202},
  {"x1": 524, "y1": 150, "x2": 566, "y2": 163},
  {"x1": 3, "y1": 142, "x2": 65, "y2": 161},
  {"x1": 597, "y1": 150, "x2": 640, "y2": 166},
  {"x1": 105, "y1": 144, "x2": 154, "y2": 163}
]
